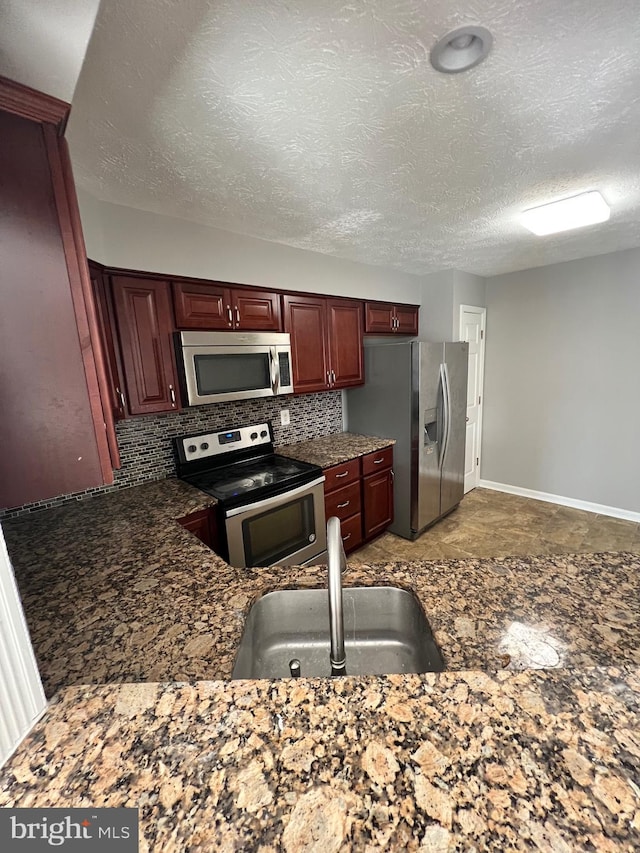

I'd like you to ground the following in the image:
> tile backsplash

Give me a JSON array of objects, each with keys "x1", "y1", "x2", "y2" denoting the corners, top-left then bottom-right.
[{"x1": 0, "y1": 392, "x2": 342, "y2": 521}]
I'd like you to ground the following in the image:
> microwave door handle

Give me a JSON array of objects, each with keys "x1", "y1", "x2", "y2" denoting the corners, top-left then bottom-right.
[{"x1": 270, "y1": 346, "x2": 280, "y2": 394}]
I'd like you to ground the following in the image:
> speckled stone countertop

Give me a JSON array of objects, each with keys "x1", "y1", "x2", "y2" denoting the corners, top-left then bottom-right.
[
  {"x1": 1, "y1": 669, "x2": 638, "y2": 850},
  {"x1": 2, "y1": 475, "x2": 639, "y2": 850},
  {"x1": 4, "y1": 477, "x2": 639, "y2": 697},
  {"x1": 277, "y1": 432, "x2": 395, "y2": 468}
]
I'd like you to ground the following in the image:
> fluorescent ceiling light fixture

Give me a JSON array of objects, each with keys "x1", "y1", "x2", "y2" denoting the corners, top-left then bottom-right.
[{"x1": 521, "y1": 191, "x2": 610, "y2": 236}]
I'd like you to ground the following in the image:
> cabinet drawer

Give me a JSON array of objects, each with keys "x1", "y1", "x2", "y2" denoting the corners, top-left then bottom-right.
[
  {"x1": 361, "y1": 446, "x2": 393, "y2": 476},
  {"x1": 339, "y1": 512, "x2": 363, "y2": 553},
  {"x1": 324, "y1": 458, "x2": 361, "y2": 492},
  {"x1": 325, "y1": 480, "x2": 361, "y2": 520}
]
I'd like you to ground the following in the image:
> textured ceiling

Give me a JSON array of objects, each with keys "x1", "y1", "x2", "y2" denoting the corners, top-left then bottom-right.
[
  {"x1": 0, "y1": 0, "x2": 100, "y2": 101},
  {"x1": 68, "y1": 0, "x2": 640, "y2": 277}
]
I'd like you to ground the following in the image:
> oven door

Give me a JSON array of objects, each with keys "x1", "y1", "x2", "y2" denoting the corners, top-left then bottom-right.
[{"x1": 224, "y1": 477, "x2": 327, "y2": 568}]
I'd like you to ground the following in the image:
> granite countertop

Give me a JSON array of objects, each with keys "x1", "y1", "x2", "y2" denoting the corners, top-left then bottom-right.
[
  {"x1": 277, "y1": 432, "x2": 395, "y2": 469},
  {"x1": 1, "y1": 465, "x2": 639, "y2": 850},
  {"x1": 1, "y1": 668, "x2": 638, "y2": 851}
]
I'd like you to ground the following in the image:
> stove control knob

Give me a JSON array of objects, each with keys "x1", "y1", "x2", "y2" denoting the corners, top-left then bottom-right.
[
  {"x1": 188, "y1": 444, "x2": 197, "y2": 453},
  {"x1": 200, "y1": 442, "x2": 209, "y2": 451},
  {"x1": 260, "y1": 430, "x2": 268, "y2": 438},
  {"x1": 250, "y1": 432, "x2": 258, "y2": 440}
]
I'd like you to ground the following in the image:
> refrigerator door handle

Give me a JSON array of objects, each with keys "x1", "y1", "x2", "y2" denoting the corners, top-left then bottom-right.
[{"x1": 439, "y1": 363, "x2": 451, "y2": 470}]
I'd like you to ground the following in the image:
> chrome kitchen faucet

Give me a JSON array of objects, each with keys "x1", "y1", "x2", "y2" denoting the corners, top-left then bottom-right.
[{"x1": 327, "y1": 516, "x2": 346, "y2": 676}]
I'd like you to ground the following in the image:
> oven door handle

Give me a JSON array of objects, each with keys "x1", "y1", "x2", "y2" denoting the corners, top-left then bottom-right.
[
  {"x1": 224, "y1": 475, "x2": 326, "y2": 518},
  {"x1": 270, "y1": 346, "x2": 280, "y2": 395}
]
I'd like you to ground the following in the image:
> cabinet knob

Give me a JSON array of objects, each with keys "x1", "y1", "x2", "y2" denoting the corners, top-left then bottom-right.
[{"x1": 169, "y1": 384, "x2": 176, "y2": 406}]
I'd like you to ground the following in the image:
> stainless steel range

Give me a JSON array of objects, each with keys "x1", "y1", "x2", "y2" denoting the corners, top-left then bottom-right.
[{"x1": 174, "y1": 423, "x2": 327, "y2": 568}]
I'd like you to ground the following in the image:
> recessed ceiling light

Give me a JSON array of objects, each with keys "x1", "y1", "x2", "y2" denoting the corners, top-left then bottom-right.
[
  {"x1": 521, "y1": 191, "x2": 610, "y2": 236},
  {"x1": 430, "y1": 26, "x2": 493, "y2": 74}
]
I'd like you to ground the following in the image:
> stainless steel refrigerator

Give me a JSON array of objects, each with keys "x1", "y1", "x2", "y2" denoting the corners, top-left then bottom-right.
[{"x1": 346, "y1": 340, "x2": 468, "y2": 540}]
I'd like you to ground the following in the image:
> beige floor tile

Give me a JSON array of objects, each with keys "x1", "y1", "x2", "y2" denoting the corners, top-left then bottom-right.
[{"x1": 351, "y1": 488, "x2": 639, "y2": 562}]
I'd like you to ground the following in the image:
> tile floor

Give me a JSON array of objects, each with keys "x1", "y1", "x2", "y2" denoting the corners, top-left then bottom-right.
[{"x1": 352, "y1": 487, "x2": 640, "y2": 562}]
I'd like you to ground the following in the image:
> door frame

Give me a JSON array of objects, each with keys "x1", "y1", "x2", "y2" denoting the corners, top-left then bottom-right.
[
  {"x1": 459, "y1": 305, "x2": 486, "y2": 492},
  {"x1": 0, "y1": 528, "x2": 46, "y2": 767}
]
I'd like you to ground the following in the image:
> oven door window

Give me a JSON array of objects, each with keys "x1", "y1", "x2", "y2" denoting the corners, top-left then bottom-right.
[
  {"x1": 242, "y1": 494, "x2": 316, "y2": 567},
  {"x1": 195, "y1": 352, "x2": 271, "y2": 396}
]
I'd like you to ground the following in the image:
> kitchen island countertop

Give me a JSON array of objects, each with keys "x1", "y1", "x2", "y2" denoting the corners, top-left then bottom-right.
[{"x1": 1, "y1": 472, "x2": 639, "y2": 850}]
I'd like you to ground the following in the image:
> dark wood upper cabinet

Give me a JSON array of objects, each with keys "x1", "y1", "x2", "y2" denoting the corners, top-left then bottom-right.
[
  {"x1": 89, "y1": 262, "x2": 126, "y2": 421},
  {"x1": 364, "y1": 301, "x2": 419, "y2": 335},
  {"x1": 395, "y1": 304, "x2": 419, "y2": 335},
  {"x1": 283, "y1": 294, "x2": 364, "y2": 393},
  {"x1": 0, "y1": 108, "x2": 114, "y2": 509},
  {"x1": 364, "y1": 302, "x2": 396, "y2": 334},
  {"x1": 173, "y1": 280, "x2": 282, "y2": 331},
  {"x1": 283, "y1": 294, "x2": 330, "y2": 393},
  {"x1": 111, "y1": 276, "x2": 180, "y2": 415},
  {"x1": 327, "y1": 299, "x2": 364, "y2": 388},
  {"x1": 233, "y1": 289, "x2": 282, "y2": 331},
  {"x1": 173, "y1": 281, "x2": 230, "y2": 329}
]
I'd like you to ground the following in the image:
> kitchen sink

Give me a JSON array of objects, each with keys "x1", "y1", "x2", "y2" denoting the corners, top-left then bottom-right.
[{"x1": 232, "y1": 586, "x2": 444, "y2": 679}]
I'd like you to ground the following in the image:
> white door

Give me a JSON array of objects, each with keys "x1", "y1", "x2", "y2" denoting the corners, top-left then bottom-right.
[
  {"x1": 0, "y1": 527, "x2": 46, "y2": 767},
  {"x1": 459, "y1": 306, "x2": 486, "y2": 493}
]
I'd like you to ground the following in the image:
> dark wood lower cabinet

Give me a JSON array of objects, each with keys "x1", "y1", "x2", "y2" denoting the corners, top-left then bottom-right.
[
  {"x1": 323, "y1": 447, "x2": 394, "y2": 553},
  {"x1": 177, "y1": 509, "x2": 219, "y2": 551},
  {"x1": 362, "y1": 468, "x2": 394, "y2": 540}
]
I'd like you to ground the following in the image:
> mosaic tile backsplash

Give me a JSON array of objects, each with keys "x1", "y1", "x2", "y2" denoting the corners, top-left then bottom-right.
[{"x1": 0, "y1": 392, "x2": 343, "y2": 520}]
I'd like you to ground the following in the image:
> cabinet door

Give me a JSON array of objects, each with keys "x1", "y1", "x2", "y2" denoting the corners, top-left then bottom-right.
[
  {"x1": 89, "y1": 262, "x2": 126, "y2": 421},
  {"x1": 364, "y1": 302, "x2": 394, "y2": 334},
  {"x1": 173, "y1": 281, "x2": 232, "y2": 330},
  {"x1": 178, "y1": 509, "x2": 213, "y2": 547},
  {"x1": 327, "y1": 299, "x2": 364, "y2": 388},
  {"x1": 112, "y1": 276, "x2": 179, "y2": 415},
  {"x1": 395, "y1": 305, "x2": 419, "y2": 335},
  {"x1": 0, "y1": 113, "x2": 109, "y2": 508},
  {"x1": 233, "y1": 289, "x2": 282, "y2": 331},
  {"x1": 363, "y1": 469, "x2": 394, "y2": 540},
  {"x1": 283, "y1": 294, "x2": 330, "y2": 393}
]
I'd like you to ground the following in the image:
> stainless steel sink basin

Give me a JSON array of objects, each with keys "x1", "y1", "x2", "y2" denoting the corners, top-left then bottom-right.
[{"x1": 232, "y1": 586, "x2": 444, "y2": 679}]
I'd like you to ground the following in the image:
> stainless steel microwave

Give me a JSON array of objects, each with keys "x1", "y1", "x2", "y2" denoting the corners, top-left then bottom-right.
[{"x1": 174, "y1": 331, "x2": 294, "y2": 406}]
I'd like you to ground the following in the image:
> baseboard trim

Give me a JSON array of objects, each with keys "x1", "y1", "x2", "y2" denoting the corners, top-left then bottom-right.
[{"x1": 478, "y1": 480, "x2": 640, "y2": 523}]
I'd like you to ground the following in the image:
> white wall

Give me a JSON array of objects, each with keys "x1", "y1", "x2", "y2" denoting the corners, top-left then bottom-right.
[
  {"x1": 482, "y1": 247, "x2": 640, "y2": 514},
  {"x1": 418, "y1": 270, "x2": 486, "y2": 341},
  {"x1": 453, "y1": 271, "x2": 486, "y2": 339},
  {"x1": 418, "y1": 270, "x2": 455, "y2": 341},
  {"x1": 76, "y1": 190, "x2": 424, "y2": 304}
]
